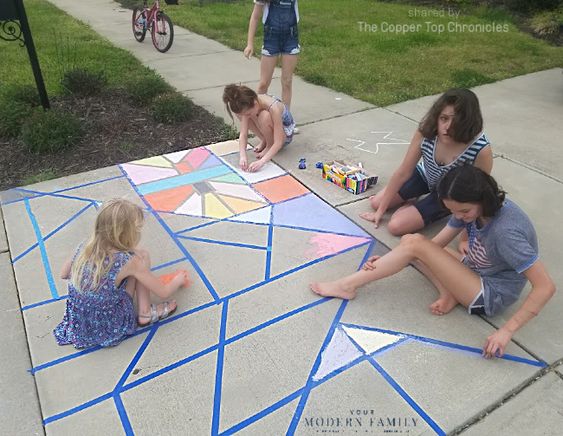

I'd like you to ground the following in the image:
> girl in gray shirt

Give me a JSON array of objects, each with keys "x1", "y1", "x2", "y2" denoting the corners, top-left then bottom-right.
[{"x1": 311, "y1": 165, "x2": 555, "y2": 359}]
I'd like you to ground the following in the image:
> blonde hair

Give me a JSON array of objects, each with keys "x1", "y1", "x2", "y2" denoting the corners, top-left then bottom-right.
[{"x1": 70, "y1": 199, "x2": 144, "y2": 292}]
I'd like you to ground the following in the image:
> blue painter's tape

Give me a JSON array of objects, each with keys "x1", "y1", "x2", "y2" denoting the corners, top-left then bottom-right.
[
  {"x1": 24, "y1": 198, "x2": 58, "y2": 299},
  {"x1": 43, "y1": 392, "x2": 113, "y2": 425},
  {"x1": 21, "y1": 295, "x2": 68, "y2": 312},
  {"x1": 212, "y1": 301, "x2": 229, "y2": 435},
  {"x1": 178, "y1": 235, "x2": 267, "y2": 251},
  {"x1": 137, "y1": 165, "x2": 231, "y2": 195},
  {"x1": 114, "y1": 393, "x2": 134, "y2": 435},
  {"x1": 367, "y1": 357, "x2": 445, "y2": 435}
]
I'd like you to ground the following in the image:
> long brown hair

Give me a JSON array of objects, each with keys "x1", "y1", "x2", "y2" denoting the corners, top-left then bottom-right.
[
  {"x1": 70, "y1": 199, "x2": 144, "y2": 292},
  {"x1": 222, "y1": 84, "x2": 258, "y2": 121},
  {"x1": 419, "y1": 88, "x2": 483, "y2": 144}
]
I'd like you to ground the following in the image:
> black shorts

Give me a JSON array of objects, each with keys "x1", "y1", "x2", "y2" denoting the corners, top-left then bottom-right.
[{"x1": 398, "y1": 169, "x2": 450, "y2": 226}]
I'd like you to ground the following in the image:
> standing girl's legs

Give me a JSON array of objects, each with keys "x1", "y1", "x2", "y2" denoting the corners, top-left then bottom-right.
[
  {"x1": 280, "y1": 54, "x2": 298, "y2": 109},
  {"x1": 310, "y1": 234, "x2": 481, "y2": 313},
  {"x1": 257, "y1": 55, "x2": 278, "y2": 95}
]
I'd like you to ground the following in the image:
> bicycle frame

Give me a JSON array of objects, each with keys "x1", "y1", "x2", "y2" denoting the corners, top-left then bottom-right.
[{"x1": 141, "y1": 0, "x2": 161, "y2": 30}]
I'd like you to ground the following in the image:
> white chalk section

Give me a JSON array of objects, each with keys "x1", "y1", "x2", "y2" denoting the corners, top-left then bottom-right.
[{"x1": 343, "y1": 326, "x2": 404, "y2": 355}]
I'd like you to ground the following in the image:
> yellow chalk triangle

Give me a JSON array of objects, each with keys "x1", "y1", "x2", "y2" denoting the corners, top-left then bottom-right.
[
  {"x1": 217, "y1": 194, "x2": 265, "y2": 215},
  {"x1": 204, "y1": 193, "x2": 233, "y2": 219},
  {"x1": 130, "y1": 156, "x2": 174, "y2": 168}
]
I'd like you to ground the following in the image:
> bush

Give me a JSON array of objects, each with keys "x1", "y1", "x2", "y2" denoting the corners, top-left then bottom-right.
[
  {"x1": 21, "y1": 109, "x2": 83, "y2": 153},
  {"x1": 150, "y1": 92, "x2": 194, "y2": 123},
  {"x1": 0, "y1": 101, "x2": 35, "y2": 138},
  {"x1": 2, "y1": 84, "x2": 41, "y2": 107},
  {"x1": 124, "y1": 75, "x2": 172, "y2": 106},
  {"x1": 61, "y1": 68, "x2": 107, "y2": 97},
  {"x1": 530, "y1": 9, "x2": 562, "y2": 40}
]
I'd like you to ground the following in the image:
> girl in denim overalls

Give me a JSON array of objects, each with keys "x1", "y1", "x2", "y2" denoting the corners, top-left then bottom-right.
[{"x1": 244, "y1": 0, "x2": 300, "y2": 111}]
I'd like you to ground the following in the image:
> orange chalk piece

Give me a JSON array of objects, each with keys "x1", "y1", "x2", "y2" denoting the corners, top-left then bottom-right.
[{"x1": 159, "y1": 270, "x2": 191, "y2": 287}]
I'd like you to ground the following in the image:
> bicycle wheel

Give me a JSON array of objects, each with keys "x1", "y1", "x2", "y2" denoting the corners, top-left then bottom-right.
[
  {"x1": 132, "y1": 7, "x2": 147, "y2": 42},
  {"x1": 151, "y1": 12, "x2": 174, "y2": 53}
]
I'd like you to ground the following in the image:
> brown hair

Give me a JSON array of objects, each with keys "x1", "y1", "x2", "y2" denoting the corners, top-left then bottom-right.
[
  {"x1": 418, "y1": 88, "x2": 483, "y2": 144},
  {"x1": 438, "y1": 165, "x2": 505, "y2": 218},
  {"x1": 222, "y1": 84, "x2": 258, "y2": 121}
]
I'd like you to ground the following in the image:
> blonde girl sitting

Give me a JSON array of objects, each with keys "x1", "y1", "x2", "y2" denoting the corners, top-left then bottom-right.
[
  {"x1": 223, "y1": 83, "x2": 295, "y2": 173},
  {"x1": 54, "y1": 199, "x2": 189, "y2": 349}
]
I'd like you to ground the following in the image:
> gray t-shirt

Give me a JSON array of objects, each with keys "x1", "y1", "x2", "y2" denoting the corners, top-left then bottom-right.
[{"x1": 448, "y1": 199, "x2": 538, "y2": 316}]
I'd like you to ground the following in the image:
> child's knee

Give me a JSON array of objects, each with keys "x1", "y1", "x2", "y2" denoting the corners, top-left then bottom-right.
[
  {"x1": 387, "y1": 217, "x2": 410, "y2": 236},
  {"x1": 257, "y1": 110, "x2": 273, "y2": 128},
  {"x1": 399, "y1": 233, "x2": 426, "y2": 252}
]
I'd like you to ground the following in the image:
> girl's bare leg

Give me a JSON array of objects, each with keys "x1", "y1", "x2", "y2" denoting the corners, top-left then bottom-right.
[
  {"x1": 280, "y1": 54, "x2": 298, "y2": 109},
  {"x1": 253, "y1": 111, "x2": 274, "y2": 159},
  {"x1": 310, "y1": 234, "x2": 481, "y2": 309},
  {"x1": 247, "y1": 117, "x2": 268, "y2": 153},
  {"x1": 258, "y1": 55, "x2": 278, "y2": 95},
  {"x1": 386, "y1": 205, "x2": 426, "y2": 236}
]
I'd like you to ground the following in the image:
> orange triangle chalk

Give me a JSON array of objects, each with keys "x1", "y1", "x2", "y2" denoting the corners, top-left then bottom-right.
[{"x1": 159, "y1": 270, "x2": 191, "y2": 287}]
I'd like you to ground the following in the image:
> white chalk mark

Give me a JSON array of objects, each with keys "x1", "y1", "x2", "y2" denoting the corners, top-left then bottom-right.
[{"x1": 347, "y1": 131, "x2": 410, "y2": 155}]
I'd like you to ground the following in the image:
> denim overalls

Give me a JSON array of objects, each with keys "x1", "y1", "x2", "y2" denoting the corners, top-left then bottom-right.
[{"x1": 261, "y1": 0, "x2": 300, "y2": 56}]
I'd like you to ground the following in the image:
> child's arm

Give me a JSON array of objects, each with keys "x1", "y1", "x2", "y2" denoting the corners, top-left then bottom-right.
[
  {"x1": 247, "y1": 104, "x2": 286, "y2": 172},
  {"x1": 473, "y1": 144, "x2": 493, "y2": 174},
  {"x1": 125, "y1": 256, "x2": 187, "y2": 299},
  {"x1": 238, "y1": 115, "x2": 250, "y2": 171},
  {"x1": 244, "y1": 3, "x2": 263, "y2": 59},
  {"x1": 371, "y1": 130, "x2": 423, "y2": 227},
  {"x1": 483, "y1": 260, "x2": 555, "y2": 358},
  {"x1": 60, "y1": 258, "x2": 72, "y2": 280},
  {"x1": 431, "y1": 223, "x2": 463, "y2": 248}
]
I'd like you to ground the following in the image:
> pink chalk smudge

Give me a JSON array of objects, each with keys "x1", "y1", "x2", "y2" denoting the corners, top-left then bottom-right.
[{"x1": 305, "y1": 233, "x2": 371, "y2": 260}]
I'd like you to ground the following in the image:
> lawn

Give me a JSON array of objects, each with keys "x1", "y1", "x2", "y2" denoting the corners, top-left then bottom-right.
[{"x1": 165, "y1": 0, "x2": 563, "y2": 106}]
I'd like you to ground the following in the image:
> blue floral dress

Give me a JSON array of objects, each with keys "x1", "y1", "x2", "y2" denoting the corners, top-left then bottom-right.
[{"x1": 53, "y1": 251, "x2": 137, "y2": 349}]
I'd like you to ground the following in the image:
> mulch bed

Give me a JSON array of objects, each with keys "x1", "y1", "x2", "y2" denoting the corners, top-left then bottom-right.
[{"x1": 0, "y1": 89, "x2": 234, "y2": 191}]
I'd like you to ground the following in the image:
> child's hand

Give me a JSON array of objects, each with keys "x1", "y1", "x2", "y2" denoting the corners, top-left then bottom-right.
[
  {"x1": 362, "y1": 255, "x2": 380, "y2": 271},
  {"x1": 372, "y1": 209, "x2": 384, "y2": 228},
  {"x1": 482, "y1": 327, "x2": 512, "y2": 358},
  {"x1": 240, "y1": 154, "x2": 248, "y2": 171},
  {"x1": 248, "y1": 159, "x2": 265, "y2": 173},
  {"x1": 160, "y1": 270, "x2": 191, "y2": 290},
  {"x1": 243, "y1": 45, "x2": 254, "y2": 59}
]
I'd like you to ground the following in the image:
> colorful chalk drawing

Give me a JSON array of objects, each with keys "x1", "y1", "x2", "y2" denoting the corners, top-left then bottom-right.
[{"x1": 2, "y1": 140, "x2": 546, "y2": 435}]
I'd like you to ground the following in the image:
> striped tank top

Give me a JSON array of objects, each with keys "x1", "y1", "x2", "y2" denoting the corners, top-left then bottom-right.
[{"x1": 416, "y1": 133, "x2": 490, "y2": 190}]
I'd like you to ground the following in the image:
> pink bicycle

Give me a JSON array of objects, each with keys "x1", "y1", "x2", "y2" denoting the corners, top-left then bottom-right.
[{"x1": 132, "y1": 0, "x2": 174, "y2": 53}]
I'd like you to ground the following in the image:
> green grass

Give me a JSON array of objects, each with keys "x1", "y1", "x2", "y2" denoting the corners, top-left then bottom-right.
[
  {"x1": 22, "y1": 169, "x2": 58, "y2": 185},
  {"x1": 165, "y1": 0, "x2": 563, "y2": 105},
  {"x1": 0, "y1": 0, "x2": 166, "y2": 98}
]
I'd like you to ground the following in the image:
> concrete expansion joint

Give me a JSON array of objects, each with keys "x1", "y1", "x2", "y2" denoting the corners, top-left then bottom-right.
[
  {"x1": 452, "y1": 364, "x2": 555, "y2": 435},
  {"x1": 495, "y1": 154, "x2": 563, "y2": 184}
]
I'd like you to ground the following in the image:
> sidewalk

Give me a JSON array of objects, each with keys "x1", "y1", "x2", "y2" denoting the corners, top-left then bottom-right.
[{"x1": 1, "y1": 0, "x2": 562, "y2": 434}]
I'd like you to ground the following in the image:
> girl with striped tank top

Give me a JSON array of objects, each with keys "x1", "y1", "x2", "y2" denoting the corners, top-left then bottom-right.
[{"x1": 360, "y1": 89, "x2": 493, "y2": 242}]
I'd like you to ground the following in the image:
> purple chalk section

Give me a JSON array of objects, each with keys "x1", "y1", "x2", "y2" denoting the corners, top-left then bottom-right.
[
  {"x1": 273, "y1": 194, "x2": 368, "y2": 237},
  {"x1": 199, "y1": 154, "x2": 223, "y2": 170},
  {"x1": 313, "y1": 328, "x2": 363, "y2": 381}
]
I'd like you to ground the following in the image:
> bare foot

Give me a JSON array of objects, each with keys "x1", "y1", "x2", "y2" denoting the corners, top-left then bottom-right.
[
  {"x1": 253, "y1": 142, "x2": 266, "y2": 153},
  {"x1": 429, "y1": 294, "x2": 457, "y2": 315},
  {"x1": 359, "y1": 211, "x2": 377, "y2": 222},
  {"x1": 310, "y1": 281, "x2": 357, "y2": 300}
]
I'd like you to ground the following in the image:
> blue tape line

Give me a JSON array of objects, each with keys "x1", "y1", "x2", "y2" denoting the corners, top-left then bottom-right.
[
  {"x1": 264, "y1": 207, "x2": 274, "y2": 280},
  {"x1": 212, "y1": 301, "x2": 229, "y2": 435},
  {"x1": 175, "y1": 219, "x2": 221, "y2": 235},
  {"x1": 13, "y1": 202, "x2": 94, "y2": 264},
  {"x1": 287, "y1": 299, "x2": 349, "y2": 434},
  {"x1": 21, "y1": 295, "x2": 68, "y2": 312},
  {"x1": 119, "y1": 165, "x2": 220, "y2": 302},
  {"x1": 115, "y1": 327, "x2": 158, "y2": 389},
  {"x1": 137, "y1": 166, "x2": 231, "y2": 195},
  {"x1": 114, "y1": 393, "x2": 134, "y2": 435},
  {"x1": 220, "y1": 388, "x2": 304, "y2": 435},
  {"x1": 366, "y1": 357, "x2": 445, "y2": 435},
  {"x1": 177, "y1": 235, "x2": 267, "y2": 251},
  {"x1": 16, "y1": 188, "x2": 101, "y2": 204},
  {"x1": 339, "y1": 322, "x2": 546, "y2": 368},
  {"x1": 43, "y1": 392, "x2": 113, "y2": 425},
  {"x1": 151, "y1": 257, "x2": 187, "y2": 271},
  {"x1": 24, "y1": 198, "x2": 58, "y2": 299}
]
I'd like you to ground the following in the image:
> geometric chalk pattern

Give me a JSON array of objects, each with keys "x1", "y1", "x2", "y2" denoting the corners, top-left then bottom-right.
[{"x1": 1, "y1": 141, "x2": 547, "y2": 435}]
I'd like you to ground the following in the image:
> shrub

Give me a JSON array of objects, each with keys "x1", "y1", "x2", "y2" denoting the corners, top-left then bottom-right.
[
  {"x1": 124, "y1": 75, "x2": 172, "y2": 106},
  {"x1": 21, "y1": 109, "x2": 83, "y2": 153},
  {"x1": 0, "y1": 101, "x2": 35, "y2": 138},
  {"x1": 61, "y1": 68, "x2": 107, "y2": 97},
  {"x1": 150, "y1": 92, "x2": 194, "y2": 123},
  {"x1": 530, "y1": 9, "x2": 562, "y2": 40},
  {"x1": 2, "y1": 84, "x2": 41, "y2": 107}
]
